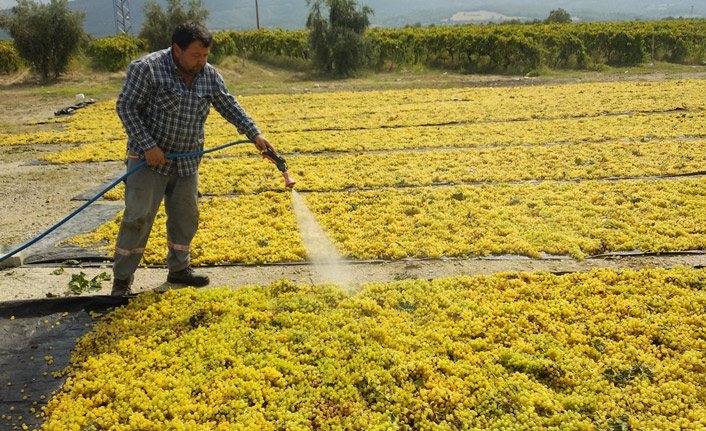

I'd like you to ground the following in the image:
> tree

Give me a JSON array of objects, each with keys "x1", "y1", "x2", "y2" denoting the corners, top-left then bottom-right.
[
  {"x1": 0, "y1": 0, "x2": 85, "y2": 79},
  {"x1": 545, "y1": 8, "x2": 572, "y2": 24},
  {"x1": 139, "y1": 0, "x2": 209, "y2": 52},
  {"x1": 306, "y1": 0, "x2": 373, "y2": 76}
]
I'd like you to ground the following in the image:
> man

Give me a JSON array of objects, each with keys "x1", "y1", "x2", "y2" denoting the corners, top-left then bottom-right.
[{"x1": 112, "y1": 20, "x2": 277, "y2": 295}]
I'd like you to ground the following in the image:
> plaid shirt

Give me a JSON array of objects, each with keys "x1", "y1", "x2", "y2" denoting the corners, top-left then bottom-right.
[{"x1": 116, "y1": 47, "x2": 261, "y2": 176}]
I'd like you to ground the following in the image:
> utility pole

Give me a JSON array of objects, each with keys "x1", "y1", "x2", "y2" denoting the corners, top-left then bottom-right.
[
  {"x1": 113, "y1": 0, "x2": 132, "y2": 35},
  {"x1": 255, "y1": 0, "x2": 260, "y2": 29}
]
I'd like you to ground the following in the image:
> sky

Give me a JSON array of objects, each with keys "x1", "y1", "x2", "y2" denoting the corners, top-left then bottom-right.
[
  {"x1": 0, "y1": 0, "x2": 50, "y2": 7},
  {"x1": 0, "y1": 0, "x2": 26, "y2": 8}
]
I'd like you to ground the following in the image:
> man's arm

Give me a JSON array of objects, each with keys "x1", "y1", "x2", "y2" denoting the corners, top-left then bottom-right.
[
  {"x1": 116, "y1": 61, "x2": 166, "y2": 165},
  {"x1": 211, "y1": 72, "x2": 274, "y2": 152}
]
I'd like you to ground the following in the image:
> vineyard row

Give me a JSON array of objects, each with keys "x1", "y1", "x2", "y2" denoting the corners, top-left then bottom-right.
[{"x1": 213, "y1": 19, "x2": 706, "y2": 72}]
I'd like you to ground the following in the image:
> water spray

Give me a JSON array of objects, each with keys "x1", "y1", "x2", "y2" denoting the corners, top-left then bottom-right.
[
  {"x1": 262, "y1": 150, "x2": 355, "y2": 287},
  {"x1": 290, "y1": 189, "x2": 357, "y2": 288},
  {"x1": 260, "y1": 149, "x2": 356, "y2": 287}
]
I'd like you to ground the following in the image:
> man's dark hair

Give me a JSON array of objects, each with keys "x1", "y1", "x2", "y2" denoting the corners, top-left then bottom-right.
[{"x1": 172, "y1": 20, "x2": 213, "y2": 50}]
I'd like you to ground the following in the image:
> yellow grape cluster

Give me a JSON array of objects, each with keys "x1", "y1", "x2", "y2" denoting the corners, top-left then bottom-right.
[
  {"x1": 0, "y1": 101, "x2": 126, "y2": 148},
  {"x1": 238, "y1": 80, "x2": 706, "y2": 133},
  {"x1": 251, "y1": 110, "x2": 706, "y2": 154},
  {"x1": 39, "y1": 109, "x2": 706, "y2": 164},
  {"x1": 6, "y1": 79, "x2": 703, "y2": 264},
  {"x1": 302, "y1": 178, "x2": 706, "y2": 260},
  {"x1": 196, "y1": 139, "x2": 706, "y2": 195},
  {"x1": 69, "y1": 193, "x2": 306, "y2": 265},
  {"x1": 1, "y1": 79, "x2": 702, "y2": 159},
  {"x1": 39, "y1": 267, "x2": 706, "y2": 430},
  {"x1": 99, "y1": 137, "x2": 706, "y2": 200},
  {"x1": 72, "y1": 177, "x2": 706, "y2": 264}
]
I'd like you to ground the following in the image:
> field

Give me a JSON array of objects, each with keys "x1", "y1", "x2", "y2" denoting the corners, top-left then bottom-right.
[
  {"x1": 12, "y1": 78, "x2": 706, "y2": 264},
  {"x1": 1, "y1": 63, "x2": 705, "y2": 430}
]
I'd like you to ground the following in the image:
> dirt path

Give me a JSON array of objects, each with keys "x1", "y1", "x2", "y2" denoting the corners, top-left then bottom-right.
[
  {"x1": 2, "y1": 65, "x2": 706, "y2": 302},
  {"x1": 0, "y1": 155, "x2": 123, "y2": 246},
  {"x1": 2, "y1": 254, "x2": 704, "y2": 302}
]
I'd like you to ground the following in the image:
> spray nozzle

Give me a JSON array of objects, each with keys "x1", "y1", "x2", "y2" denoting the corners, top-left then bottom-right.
[{"x1": 262, "y1": 149, "x2": 296, "y2": 188}]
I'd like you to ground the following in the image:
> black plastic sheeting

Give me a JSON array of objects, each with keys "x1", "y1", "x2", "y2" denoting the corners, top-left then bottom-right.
[
  {"x1": 21, "y1": 204, "x2": 122, "y2": 265},
  {"x1": 54, "y1": 100, "x2": 96, "y2": 117},
  {"x1": 0, "y1": 296, "x2": 131, "y2": 430}
]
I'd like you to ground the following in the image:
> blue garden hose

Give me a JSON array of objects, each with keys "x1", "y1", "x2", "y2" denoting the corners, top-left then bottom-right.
[{"x1": 0, "y1": 139, "x2": 255, "y2": 264}]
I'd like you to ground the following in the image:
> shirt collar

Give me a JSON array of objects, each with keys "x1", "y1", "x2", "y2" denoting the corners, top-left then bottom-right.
[{"x1": 166, "y1": 47, "x2": 179, "y2": 75}]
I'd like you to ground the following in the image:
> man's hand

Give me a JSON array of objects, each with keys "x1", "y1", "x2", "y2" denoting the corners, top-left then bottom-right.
[
  {"x1": 144, "y1": 147, "x2": 167, "y2": 166},
  {"x1": 253, "y1": 134, "x2": 276, "y2": 154}
]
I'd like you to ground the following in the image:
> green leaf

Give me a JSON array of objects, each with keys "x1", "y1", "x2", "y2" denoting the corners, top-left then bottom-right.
[
  {"x1": 608, "y1": 413, "x2": 631, "y2": 431},
  {"x1": 593, "y1": 338, "x2": 606, "y2": 353},
  {"x1": 67, "y1": 272, "x2": 111, "y2": 295},
  {"x1": 398, "y1": 301, "x2": 417, "y2": 313},
  {"x1": 68, "y1": 272, "x2": 89, "y2": 294},
  {"x1": 96, "y1": 272, "x2": 111, "y2": 281},
  {"x1": 603, "y1": 363, "x2": 654, "y2": 386}
]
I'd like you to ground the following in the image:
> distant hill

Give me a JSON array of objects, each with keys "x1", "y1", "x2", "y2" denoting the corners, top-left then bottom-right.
[{"x1": 1, "y1": 0, "x2": 702, "y2": 38}]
